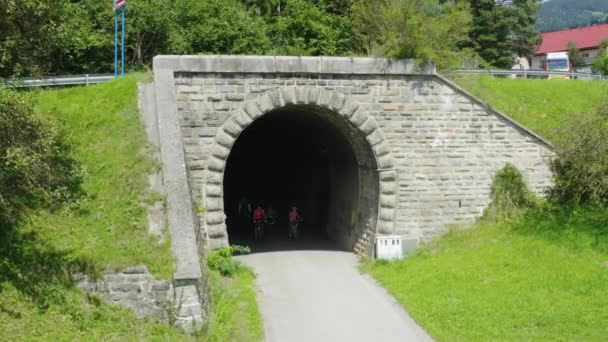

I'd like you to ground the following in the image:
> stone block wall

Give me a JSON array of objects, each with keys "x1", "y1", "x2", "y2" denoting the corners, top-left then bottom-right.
[
  {"x1": 76, "y1": 266, "x2": 206, "y2": 330},
  {"x1": 169, "y1": 68, "x2": 552, "y2": 243},
  {"x1": 75, "y1": 266, "x2": 172, "y2": 322}
]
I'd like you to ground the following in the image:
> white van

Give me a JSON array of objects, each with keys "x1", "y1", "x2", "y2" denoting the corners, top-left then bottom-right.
[{"x1": 545, "y1": 52, "x2": 571, "y2": 78}]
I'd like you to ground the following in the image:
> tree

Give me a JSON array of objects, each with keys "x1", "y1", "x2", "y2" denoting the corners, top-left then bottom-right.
[
  {"x1": 351, "y1": 0, "x2": 473, "y2": 69},
  {"x1": 0, "y1": 0, "x2": 95, "y2": 77},
  {"x1": 467, "y1": 0, "x2": 542, "y2": 68},
  {"x1": 269, "y1": 0, "x2": 352, "y2": 55},
  {"x1": 567, "y1": 41, "x2": 583, "y2": 68},
  {"x1": 172, "y1": 0, "x2": 271, "y2": 55}
]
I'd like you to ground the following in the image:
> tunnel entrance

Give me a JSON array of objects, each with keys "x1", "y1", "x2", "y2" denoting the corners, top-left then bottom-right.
[{"x1": 223, "y1": 105, "x2": 379, "y2": 252}]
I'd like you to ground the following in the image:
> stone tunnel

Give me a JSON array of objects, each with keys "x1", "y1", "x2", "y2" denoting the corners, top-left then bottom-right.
[{"x1": 139, "y1": 56, "x2": 554, "y2": 326}]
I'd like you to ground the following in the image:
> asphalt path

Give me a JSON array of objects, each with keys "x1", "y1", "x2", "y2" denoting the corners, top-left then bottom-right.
[{"x1": 234, "y1": 229, "x2": 433, "y2": 342}]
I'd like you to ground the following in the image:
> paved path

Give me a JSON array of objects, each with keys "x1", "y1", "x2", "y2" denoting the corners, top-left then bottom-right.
[{"x1": 235, "y1": 233, "x2": 433, "y2": 342}]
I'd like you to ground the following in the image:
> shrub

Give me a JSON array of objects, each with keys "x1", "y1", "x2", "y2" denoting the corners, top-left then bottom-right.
[
  {"x1": 592, "y1": 55, "x2": 608, "y2": 75},
  {"x1": 551, "y1": 112, "x2": 608, "y2": 206},
  {"x1": 207, "y1": 245, "x2": 250, "y2": 277},
  {"x1": 0, "y1": 88, "x2": 80, "y2": 228},
  {"x1": 482, "y1": 163, "x2": 537, "y2": 221}
]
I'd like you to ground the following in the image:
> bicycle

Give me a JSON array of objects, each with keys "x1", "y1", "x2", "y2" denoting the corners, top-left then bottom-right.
[
  {"x1": 288, "y1": 220, "x2": 302, "y2": 239},
  {"x1": 253, "y1": 220, "x2": 265, "y2": 241}
]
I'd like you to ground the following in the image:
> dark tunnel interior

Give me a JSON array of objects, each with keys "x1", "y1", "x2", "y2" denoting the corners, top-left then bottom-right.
[{"x1": 223, "y1": 105, "x2": 375, "y2": 250}]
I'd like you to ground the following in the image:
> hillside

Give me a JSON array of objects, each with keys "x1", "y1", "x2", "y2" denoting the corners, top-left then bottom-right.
[
  {"x1": 537, "y1": 0, "x2": 608, "y2": 32},
  {"x1": 453, "y1": 75, "x2": 606, "y2": 143},
  {"x1": 0, "y1": 77, "x2": 261, "y2": 340},
  {"x1": 361, "y1": 75, "x2": 608, "y2": 340}
]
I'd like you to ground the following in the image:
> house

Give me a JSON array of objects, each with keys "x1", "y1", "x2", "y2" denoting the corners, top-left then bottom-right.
[{"x1": 531, "y1": 23, "x2": 608, "y2": 73}]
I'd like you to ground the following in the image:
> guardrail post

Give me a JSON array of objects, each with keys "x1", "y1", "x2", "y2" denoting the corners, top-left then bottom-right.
[{"x1": 85, "y1": 74, "x2": 89, "y2": 86}]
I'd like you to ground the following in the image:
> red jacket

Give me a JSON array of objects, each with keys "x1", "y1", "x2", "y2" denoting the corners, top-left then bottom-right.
[{"x1": 253, "y1": 208, "x2": 266, "y2": 221}]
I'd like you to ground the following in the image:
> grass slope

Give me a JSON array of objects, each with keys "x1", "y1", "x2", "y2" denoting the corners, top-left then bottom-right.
[
  {"x1": 33, "y1": 74, "x2": 173, "y2": 278},
  {"x1": 454, "y1": 75, "x2": 606, "y2": 143},
  {"x1": 362, "y1": 76, "x2": 608, "y2": 340},
  {"x1": 363, "y1": 209, "x2": 608, "y2": 341},
  {"x1": 0, "y1": 76, "x2": 263, "y2": 340}
]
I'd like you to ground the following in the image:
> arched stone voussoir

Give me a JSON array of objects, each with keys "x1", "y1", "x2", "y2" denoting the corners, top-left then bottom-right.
[
  {"x1": 294, "y1": 87, "x2": 308, "y2": 104},
  {"x1": 349, "y1": 108, "x2": 368, "y2": 127},
  {"x1": 267, "y1": 88, "x2": 285, "y2": 108},
  {"x1": 207, "y1": 156, "x2": 226, "y2": 173},
  {"x1": 328, "y1": 92, "x2": 347, "y2": 112},
  {"x1": 232, "y1": 108, "x2": 253, "y2": 128},
  {"x1": 359, "y1": 117, "x2": 379, "y2": 136},
  {"x1": 307, "y1": 87, "x2": 321, "y2": 104},
  {"x1": 215, "y1": 129, "x2": 236, "y2": 149},
  {"x1": 255, "y1": 93, "x2": 274, "y2": 114},
  {"x1": 205, "y1": 197, "x2": 223, "y2": 213},
  {"x1": 366, "y1": 128, "x2": 386, "y2": 147},
  {"x1": 337, "y1": 100, "x2": 359, "y2": 119},
  {"x1": 210, "y1": 143, "x2": 230, "y2": 160},
  {"x1": 222, "y1": 118, "x2": 242, "y2": 138}
]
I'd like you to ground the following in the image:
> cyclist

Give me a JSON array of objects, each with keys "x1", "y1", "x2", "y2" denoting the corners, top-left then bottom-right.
[
  {"x1": 252, "y1": 205, "x2": 266, "y2": 240},
  {"x1": 288, "y1": 206, "x2": 303, "y2": 239}
]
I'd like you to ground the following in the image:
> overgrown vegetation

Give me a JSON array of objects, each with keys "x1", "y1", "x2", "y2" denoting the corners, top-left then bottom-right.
[
  {"x1": 1, "y1": 76, "x2": 263, "y2": 341},
  {"x1": 207, "y1": 246, "x2": 251, "y2": 277},
  {"x1": 350, "y1": 0, "x2": 473, "y2": 69},
  {"x1": 204, "y1": 248, "x2": 263, "y2": 341},
  {"x1": 0, "y1": 75, "x2": 174, "y2": 338},
  {"x1": 1, "y1": 0, "x2": 545, "y2": 76},
  {"x1": 482, "y1": 163, "x2": 537, "y2": 222},
  {"x1": 0, "y1": 87, "x2": 80, "y2": 229},
  {"x1": 551, "y1": 112, "x2": 608, "y2": 207}
]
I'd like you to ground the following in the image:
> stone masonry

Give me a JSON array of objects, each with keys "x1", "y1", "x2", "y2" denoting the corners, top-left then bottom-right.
[
  {"x1": 75, "y1": 266, "x2": 205, "y2": 329},
  {"x1": 133, "y1": 55, "x2": 554, "y2": 330},
  {"x1": 150, "y1": 55, "x2": 553, "y2": 254}
]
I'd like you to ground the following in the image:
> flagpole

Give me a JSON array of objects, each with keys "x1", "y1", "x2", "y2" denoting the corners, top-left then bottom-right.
[
  {"x1": 114, "y1": 9, "x2": 118, "y2": 78},
  {"x1": 121, "y1": 5, "x2": 126, "y2": 77}
]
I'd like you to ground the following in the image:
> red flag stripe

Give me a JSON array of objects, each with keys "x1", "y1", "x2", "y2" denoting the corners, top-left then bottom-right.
[{"x1": 114, "y1": 0, "x2": 125, "y2": 11}]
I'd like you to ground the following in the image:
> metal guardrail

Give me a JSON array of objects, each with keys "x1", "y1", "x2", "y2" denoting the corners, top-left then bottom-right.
[
  {"x1": 4, "y1": 68, "x2": 606, "y2": 88},
  {"x1": 3, "y1": 74, "x2": 115, "y2": 88},
  {"x1": 455, "y1": 68, "x2": 608, "y2": 80}
]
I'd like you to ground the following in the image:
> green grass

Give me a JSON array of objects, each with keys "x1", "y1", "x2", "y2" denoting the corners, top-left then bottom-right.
[
  {"x1": 362, "y1": 207, "x2": 608, "y2": 341},
  {"x1": 454, "y1": 75, "x2": 606, "y2": 143},
  {"x1": 32, "y1": 74, "x2": 173, "y2": 278},
  {"x1": 0, "y1": 76, "x2": 263, "y2": 340},
  {"x1": 205, "y1": 267, "x2": 264, "y2": 342}
]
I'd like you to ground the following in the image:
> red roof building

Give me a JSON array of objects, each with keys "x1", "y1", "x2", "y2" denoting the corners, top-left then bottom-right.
[{"x1": 536, "y1": 23, "x2": 608, "y2": 55}]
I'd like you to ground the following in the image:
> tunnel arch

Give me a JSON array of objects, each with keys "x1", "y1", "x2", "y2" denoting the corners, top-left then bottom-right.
[{"x1": 202, "y1": 87, "x2": 398, "y2": 255}]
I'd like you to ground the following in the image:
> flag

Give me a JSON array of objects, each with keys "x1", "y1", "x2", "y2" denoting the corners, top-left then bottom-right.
[{"x1": 114, "y1": 0, "x2": 125, "y2": 11}]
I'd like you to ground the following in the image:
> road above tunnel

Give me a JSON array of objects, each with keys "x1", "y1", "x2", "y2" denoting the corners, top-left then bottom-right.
[{"x1": 235, "y1": 234, "x2": 433, "y2": 342}]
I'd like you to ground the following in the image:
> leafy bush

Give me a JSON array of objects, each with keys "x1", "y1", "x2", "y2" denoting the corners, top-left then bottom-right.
[
  {"x1": 551, "y1": 112, "x2": 608, "y2": 206},
  {"x1": 207, "y1": 245, "x2": 250, "y2": 277},
  {"x1": 482, "y1": 163, "x2": 537, "y2": 221},
  {"x1": 592, "y1": 55, "x2": 608, "y2": 75},
  {"x1": 0, "y1": 87, "x2": 80, "y2": 228},
  {"x1": 351, "y1": 0, "x2": 473, "y2": 70}
]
